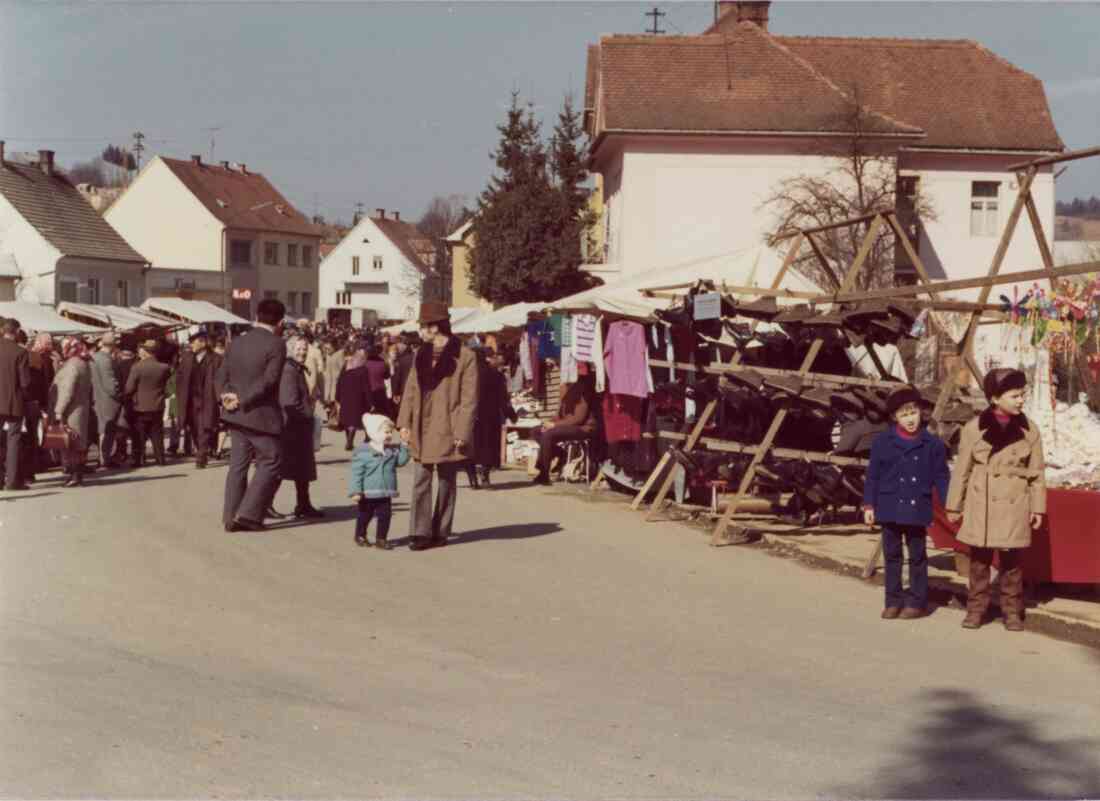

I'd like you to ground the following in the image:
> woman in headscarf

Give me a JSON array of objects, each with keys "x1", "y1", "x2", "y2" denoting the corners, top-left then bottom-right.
[
  {"x1": 50, "y1": 337, "x2": 94, "y2": 487},
  {"x1": 278, "y1": 338, "x2": 323, "y2": 518},
  {"x1": 335, "y1": 347, "x2": 373, "y2": 450}
]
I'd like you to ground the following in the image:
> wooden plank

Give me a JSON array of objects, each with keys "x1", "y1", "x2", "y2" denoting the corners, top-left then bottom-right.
[
  {"x1": 1023, "y1": 190, "x2": 1058, "y2": 291},
  {"x1": 657, "y1": 431, "x2": 870, "y2": 467},
  {"x1": 805, "y1": 231, "x2": 842, "y2": 291},
  {"x1": 647, "y1": 359, "x2": 906, "y2": 390},
  {"x1": 773, "y1": 209, "x2": 893, "y2": 240},
  {"x1": 710, "y1": 214, "x2": 885, "y2": 545},
  {"x1": 1005, "y1": 144, "x2": 1100, "y2": 172},
  {"x1": 631, "y1": 453, "x2": 672, "y2": 510},
  {"x1": 643, "y1": 399, "x2": 716, "y2": 520}
]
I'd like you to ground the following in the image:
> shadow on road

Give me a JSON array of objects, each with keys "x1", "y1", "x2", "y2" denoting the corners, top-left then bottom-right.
[
  {"x1": 829, "y1": 688, "x2": 1100, "y2": 799},
  {"x1": 86, "y1": 473, "x2": 188, "y2": 487},
  {"x1": 452, "y1": 522, "x2": 562, "y2": 544},
  {"x1": 1, "y1": 491, "x2": 60, "y2": 502}
]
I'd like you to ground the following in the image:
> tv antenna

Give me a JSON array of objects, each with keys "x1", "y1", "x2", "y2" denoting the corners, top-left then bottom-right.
[
  {"x1": 203, "y1": 125, "x2": 224, "y2": 162},
  {"x1": 645, "y1": 6, "x2": 666, "y2": 35},
  {"x1": 131, "y1": 131, "x2": 145, "y2": 169}
]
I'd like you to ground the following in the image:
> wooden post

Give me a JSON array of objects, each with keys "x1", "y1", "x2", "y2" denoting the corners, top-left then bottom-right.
[
  {"x1": 710, "y1": 214, "x2": 886, "y2": 545},
  {"x1": 636, "y1": 234, "x2": 805, "y2": 519}
]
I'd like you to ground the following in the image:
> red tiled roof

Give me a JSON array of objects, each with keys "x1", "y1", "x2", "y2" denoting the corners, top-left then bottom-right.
[
  {"x1": 777, "y1": 36, "x2": 1064, "y2": 152},
  {"x1": 0, "y1": 161, "x2": 146, "y2": 263},
  {"x1": 160, "y1": 157, "x2": 321, "y2": 238},
  {"x1": 586, "y1": 22, "x2": 1063, "y2": 153},
  {"x1": 590, "y1": 23, "x2": 923, "y2": 147},
  {"x1": 372, "y1": 216, "x2": 436, "y2": 275}
]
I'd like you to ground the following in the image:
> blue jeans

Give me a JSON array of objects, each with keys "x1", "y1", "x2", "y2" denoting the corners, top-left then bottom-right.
[{"x1": 881, "y1": 523, "x2": 928, "y2": 610}]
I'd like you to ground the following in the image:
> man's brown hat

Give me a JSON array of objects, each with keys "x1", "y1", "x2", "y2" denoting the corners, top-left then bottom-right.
[{"x1": 139, "y1": 339, "x2": 158, "y2": 353}]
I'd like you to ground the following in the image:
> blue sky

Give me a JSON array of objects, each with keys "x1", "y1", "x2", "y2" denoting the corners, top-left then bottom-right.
[{"x1": 3, "y1": 1, "x2": 1098, "y2": 225}]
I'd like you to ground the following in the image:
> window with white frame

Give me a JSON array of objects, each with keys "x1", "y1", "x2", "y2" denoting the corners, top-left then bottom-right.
[
  {"x1": 336, "y1": 290, "x2": 351, "y2": 305},
  {"x1": 116, "y1": 280, "x2": 129, "y2": 306},
  {"x1": 286, "y1": 291, "x2": 298, "y2": 313},
  {"x1": 264, "y1": 242, "x2": 279, "y2": 265},
  {"x1": 353, "y1": 282, "x2": 389, "y2": 294},
  {"x1": 372, "y1": 255, "x2": 383, "y2": 270},
  {"x1": 58, "y1": 280, "x2": 77, "y2": 303},
  {"x1": 352, "y1": 255, "x2": 360, "y2": 276},
  {"x1": 287, "y1": 244, "x2": 299, "y2": 267},
  {"x1": 302, "y1": 246, "x2": 313, "y2": 269},
  {"x1": 230, "y1": 239, "x2": 253, "y2": 267},
  {"x1": 970, "y1": 181, "x2": 1000, "y2": 237},
  {"x1": 301, "y1": 292, "x2": 313, "y2": 316},
  {"x1": 87, "y1": 278, "x2": 100, "y2": 304}
]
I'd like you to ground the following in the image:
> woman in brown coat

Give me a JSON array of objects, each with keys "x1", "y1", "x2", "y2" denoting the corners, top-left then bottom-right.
[{"x1": 945, "y1": 368, "x2": 1046, "y2": 632}]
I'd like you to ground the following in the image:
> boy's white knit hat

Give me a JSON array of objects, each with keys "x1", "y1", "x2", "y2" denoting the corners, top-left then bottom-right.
[{"x1": 363, "y1": 413, "x2": 393, "y2": 449}]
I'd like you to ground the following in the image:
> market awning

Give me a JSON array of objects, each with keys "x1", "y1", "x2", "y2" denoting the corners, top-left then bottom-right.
[
  {"x1": 382, "y1": 306, "x2": 484, "y2": 335},
  {"x1": 58, "y1": 302, "x2": 178, "y2": 331},
  {"x1": 140, "y1": 298, "x2": 249, "y2": 325},
  {"x1": 452, "y1": 302, "x2": 544, "y2": 334},
  {"x1": 0, "y1": 301, "x2": 104, "y2": 335}
]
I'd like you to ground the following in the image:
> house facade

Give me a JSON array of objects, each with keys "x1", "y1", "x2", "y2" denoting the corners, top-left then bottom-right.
[
  {"x1": 446, "y1": 220, "x2": 489, "y2": 310},
  {"x1": 317, "y1": 209, "x2": 435, "y2": 325},
  {"x1": 583, "y1": 1, "x2": 1064, "y2": 299},
  {"x1": 0, "y1": 147, "x2": 148, "y2": 307},
  {"x1": 106, "y1": 155, "x2": 321, "y2": 320}
]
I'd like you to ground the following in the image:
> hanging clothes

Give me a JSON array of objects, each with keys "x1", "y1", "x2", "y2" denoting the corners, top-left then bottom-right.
[
  {"x1": 602, "y1": 393, "x2": 644, "y2": 444},
  {"x1": 560, "y1": 315, "x2": 573, "y2": 348},
  {"x1": 537, "y1": 318, "x2": 561, "y2": 361},
  {"x1": 560, "y1": 346, "x2": 578, "y2": 385},
  {"x1": 519, "y1": 330, "x2": 533, "y2": 382},
  {"x1": 604, "y1": 320, "x2": 653, "y2": 399},
  {"x1": 573, "y1": 314, "x2": 598, "y2": 362},
  {"x1": 525, "y1": 322, "x2": 542, "y2": 392}
]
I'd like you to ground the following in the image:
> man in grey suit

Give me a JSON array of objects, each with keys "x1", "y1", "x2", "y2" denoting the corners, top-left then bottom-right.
[
  {"x1": 90, "y1": 332, "x2": 124, "y2": 468},
  {"x1": 218, "y1": 299, "x2": 287, "y2": 532}
]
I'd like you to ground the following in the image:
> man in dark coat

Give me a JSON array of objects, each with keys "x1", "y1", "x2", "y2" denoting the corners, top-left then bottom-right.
[
  {"x1": 125, "y1": 339, "x2": 172, "y2": 467},
  {"x1": 468, "y1": 349, "x2": 515, "y2": 487},
  {"x1": 390, "y1": 335, "x2": 415, "y2": 408},
  {"x1": 89, "y1": 332, "x2": 125, "y2": 468},
  {"x1": 176, "y1": 331, "x2": 222, "y2": 469},
  {"x1": 217, "y1": 299, "x2": 287, "y2": 532},
  {"x1": 0, "y1": 318, "x2": 31, "y2": 490}
]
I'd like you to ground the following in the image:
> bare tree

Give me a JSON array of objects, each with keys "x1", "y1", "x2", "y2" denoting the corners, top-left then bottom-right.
[
  {"x1": 416, "y1": 193, "x2": 471, "y2": 305},
  {"x1": 760, "y1": 90, "x2": 935, "y2": 292}
]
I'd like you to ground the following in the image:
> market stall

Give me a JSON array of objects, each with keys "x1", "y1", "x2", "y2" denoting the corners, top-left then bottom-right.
[
  {"x1": 140, "y1": 298, "x2": 249, "y2": 327},
  {"x1": 57, "y1": 302, "x2": 180, "y2": 332},
  {"x1": 0, "y1": 301, "x2": 104, "y2": 335}
]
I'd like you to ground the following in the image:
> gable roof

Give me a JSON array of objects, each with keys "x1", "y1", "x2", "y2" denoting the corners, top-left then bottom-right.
[
  {"x1": 444, "y1": 219, "x2": 474, "y2": 244},
  {"x1": 589, "y1": 23, "x2": 923, "y2": 150},
  {"x1": 776, "y1": 35, "x2": 1063, "y2": 152},
  {"x1": 159, "y1": 157, "x2": 321, "y2": 238},
  {"x1": 585, "y1": 20, "x2": 1063, "y2": 154},
  {"x1": 0, "y1": 162, "x2": 147, "y2": 264},
  {"x1": 372, "y1": 216, "x2": 436, "y2": 274}
]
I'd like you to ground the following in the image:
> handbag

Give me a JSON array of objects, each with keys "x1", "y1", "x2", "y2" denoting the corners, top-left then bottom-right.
[{"x1": 42, "y1": 421, "x2": 72, "y2": 451}]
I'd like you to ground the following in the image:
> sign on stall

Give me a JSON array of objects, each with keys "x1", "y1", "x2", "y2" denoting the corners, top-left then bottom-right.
[{"x1": 693, "y1": 292, "x2": 721, "y2": 321}]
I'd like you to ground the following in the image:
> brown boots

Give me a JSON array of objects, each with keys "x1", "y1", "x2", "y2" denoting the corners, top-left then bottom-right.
[{"x1": 962, "y1": 548, "x2": 1025, "y2": 631}]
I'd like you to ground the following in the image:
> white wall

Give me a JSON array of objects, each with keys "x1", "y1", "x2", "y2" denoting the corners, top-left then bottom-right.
[
  {"x1": 0, "y1": 191, "x2": 62, "y2": 304},
  {"x1": 900, "y1": 151, "x2": 1056, "y2": 301},
  {"x1": 318, "y1": 217, "x2": 422, "y2": 322},
  {"x1": 106, "y1": 157, "x2": 223, "y2": 272}
]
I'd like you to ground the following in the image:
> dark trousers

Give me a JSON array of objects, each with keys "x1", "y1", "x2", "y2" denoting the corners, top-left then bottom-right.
[
  {"x1": 188, "y1": 423, "x2": 216, "y2": 462},
  {"x1": 410, "y1": 460, "x2": 459, "y2": 541},
  {"x1": 98, "y1": 417, "x2": 120, "y2": 466},
  {"x1": 356, "y1": 497, "x2": 392, "y2": 542},
  {"x1": 223, "y1": 427, "x2": 282, "y2": 526},
  {"x1": 535, "y1": 424, "x2": 591, "y2": 475},
  {"x1": 23, "y1": 402, "x2": 41, "y2": 479},
  {"x1": 967, "y1": 547, "x2": 1024, "y2": 621},
  {"x1": 0, "y1": 415, "x2": 23, "y2": 488},
  {"x1": 132, "y1": 410, "x2": 165, "y2": 466},
  {"x1": 882, "y1": 523, "x2": 929, "y2": 610}
]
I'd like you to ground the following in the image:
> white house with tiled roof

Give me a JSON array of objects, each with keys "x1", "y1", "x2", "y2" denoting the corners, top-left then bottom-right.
[
  {"x1": 0, "y1": 146, "x2": 148, "y2": 305},
  {"x1": 106, "y1": 154, "x2": 321, "y2": 319},
  {"x1": 583, "y1": 0, "x2": 1064, "y2": 297},
  {"x1": 317, "y1": 209, "x2": 435, "y2": 326}
]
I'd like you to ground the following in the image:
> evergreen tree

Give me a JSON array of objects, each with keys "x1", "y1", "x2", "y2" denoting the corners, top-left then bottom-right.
[{"x1": 469, "y1": 93, "x2": 598, "y2": 305}]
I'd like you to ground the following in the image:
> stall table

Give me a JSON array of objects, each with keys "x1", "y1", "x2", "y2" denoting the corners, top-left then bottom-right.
[{"x1": 929, "y1": 491, "x2": 1100, "y2": 584}]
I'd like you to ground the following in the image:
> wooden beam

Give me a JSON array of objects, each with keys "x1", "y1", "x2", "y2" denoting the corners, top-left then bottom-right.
[
  {"x1": 805, "y1": 231, "x2": 842, "y2": 291},
  {"x1": 657, "y1": 431, "x2": 869, "y2": 467},
  {"x1": 647, "y1": 359, "x2": 907, "y2": 390},
  {"x1": 773, "y1": 209, "x2": 894, "y2": 241},
  {"x1": 644, "y1": 399, "x2": 716, "y2": 520},
  {"x1": 1023, "y1": 190, "x2": 1058, "y2": 291},
  {"x1": 1005, "y1": 144, "x2": 1100, "y2": 172}
]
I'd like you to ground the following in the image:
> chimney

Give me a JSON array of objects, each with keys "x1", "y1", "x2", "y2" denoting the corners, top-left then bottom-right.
[
  {"x1": 220, "y1": 160, "x2": 230, "y2": 169},
  {"x1": 716, "y1": 1, "x2": 770, "y2": 30},
  {"x1": 38, "y1": 150, "x2": 55, "y2": 177},
  {"x1": 191, "y1": 154, "x2": 202, "y2": 166},
  {"x1": 376, "y1": 208, "x2": 386, "y2": 219},
  {"x1": 393, "y1": 211, "x2": 400, "y2": 221},
  {"x1": 0, "y1": 140, "x2": 5, "y2": 165},
  {"x1": 239, "y1": 164, "x2": 247, "y2": 174}
]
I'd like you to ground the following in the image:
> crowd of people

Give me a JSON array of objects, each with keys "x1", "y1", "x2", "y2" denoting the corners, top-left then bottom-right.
[{"x1": 0, "y1": 299, "x2": 522, "y2": 551}]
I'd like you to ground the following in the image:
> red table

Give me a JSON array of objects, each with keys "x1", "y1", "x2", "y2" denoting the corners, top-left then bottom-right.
[{"x1": 929, "y1": 489, "x2": 1100, "y2": 584}]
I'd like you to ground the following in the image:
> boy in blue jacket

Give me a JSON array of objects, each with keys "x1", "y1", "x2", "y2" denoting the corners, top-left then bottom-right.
[
  {"x1": 349, "y1": 413, "x2": 410, "y2": 549},
  {"x1": 863, "y1": 386, "x2": 950, "y2": 620}
]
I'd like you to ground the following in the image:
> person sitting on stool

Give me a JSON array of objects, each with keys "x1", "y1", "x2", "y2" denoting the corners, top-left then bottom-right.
[{"x1": 532, "y1": 372, "x2": 596, "y2": 485}]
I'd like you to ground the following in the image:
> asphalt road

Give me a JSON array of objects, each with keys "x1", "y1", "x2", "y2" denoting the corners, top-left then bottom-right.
[{"x1": 2, "y1": 433, "x2": 1098, "y2": 799}]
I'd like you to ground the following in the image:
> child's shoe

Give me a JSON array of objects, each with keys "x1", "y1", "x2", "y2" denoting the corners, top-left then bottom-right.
[
  {"x1": 881, "y1": 607, "x2": 901, "y2": 620},
  {"x1": 355, "y1": 535, "x2": 369, "y2": 547},
  {"x1": 375, "y1": 538, "x2": 392, "y2": 551}
]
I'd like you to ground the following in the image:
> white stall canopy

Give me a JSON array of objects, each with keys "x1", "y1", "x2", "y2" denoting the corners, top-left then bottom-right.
[
  {"x1": 58, "y1": 302, "x2": 177, "y2": 331},
  {"x1": 0, "y1": 302, "x2": 104, "y2": 335},
  {"x1": 140, "y1": 298, "x2": 249, "y2": 325}
]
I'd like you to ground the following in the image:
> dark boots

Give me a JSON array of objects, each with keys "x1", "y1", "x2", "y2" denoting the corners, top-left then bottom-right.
[
  {"x1": 344, "y1": 429, "x2": 356, "y2": 451},
  {"x1": 962, "y1": 549, "x2": 992, "y2": 629},
  {"x1": 293, "y1": 480, "x2": 325, "y2": 519},
  {"x1": 963, "y1": 548, "x2": 1025, "y2": 631},
  {"x1": 999, "y1": 552, "x2": 1025, "y2": 632},
  {"x1": 466, "y1": 463, "x2": 480, "y2": 490}
]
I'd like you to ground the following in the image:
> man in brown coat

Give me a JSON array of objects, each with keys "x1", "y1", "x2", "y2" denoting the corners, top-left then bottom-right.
[
  {"x1": 125, "y1": 339, "x2": 172, "y2": 467},
  {"x1": 397, "y1": 302, "x2": 478, "y2": 550},
  {"x1": 0, "y1": 318, "x2": 31, "y2": 490}
]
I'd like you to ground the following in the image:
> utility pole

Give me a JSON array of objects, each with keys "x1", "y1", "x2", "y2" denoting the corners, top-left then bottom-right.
[
  {"x1": 645, "y1": 6, "x2": 666, "y2": 35},
  {"x1": 204, "y1": 125, "x2": 224, "y2": 163},
  {"x1": 131, "y1": 131, "x2": 145, "y2": 170},
  {"x1": 354, "y1": 201, "x2": 364, "y2": 224}
]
